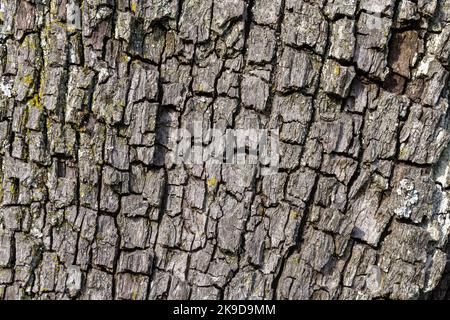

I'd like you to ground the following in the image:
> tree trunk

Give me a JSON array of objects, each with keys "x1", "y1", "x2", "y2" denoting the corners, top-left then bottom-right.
[{"x1": 1, "y1": 0, "x2": 450, "y2": 300}]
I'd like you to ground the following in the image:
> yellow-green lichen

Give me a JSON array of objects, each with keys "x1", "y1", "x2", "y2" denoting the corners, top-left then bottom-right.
[
  {"x1": 9, "y1": 182, "x2": 15, "y2": 194},
  {"x1": 399, "y1": 146, "x2": 407, "y2": 158},
  {"x1": 131, "y1": 1, "x2": 137, "y2": 14},
  {"x1": 121, "y1": 54, "x2": 130, "y2": 63},
  {"x1": 28, "y1": 94, "x2": 43, "y2": 110},
  {"x1": 333, "y1": 64, "x2": 341, "y2": 76},
  {"x1": 46, "y1": 118, "x2": 52, "y2": 131},
  {"x1": 23, "y1": 74, "x2": 34, "y2": 87},
  {"x1": 207, "y1": 177, "x2": 217, "y2": 187}
]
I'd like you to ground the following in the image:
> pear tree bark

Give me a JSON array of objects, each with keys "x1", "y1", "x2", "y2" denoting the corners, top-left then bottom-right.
[{"x1": 1, "y1": 0, "x2": 450, "y2": 300}]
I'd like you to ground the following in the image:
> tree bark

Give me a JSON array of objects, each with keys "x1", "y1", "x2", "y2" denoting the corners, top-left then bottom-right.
[{"x1": 1, "y1": 0, "x2": 450, "y2": 300}]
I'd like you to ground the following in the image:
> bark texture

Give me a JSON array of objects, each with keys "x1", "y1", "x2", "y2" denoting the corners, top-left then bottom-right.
[{"x1": 1, "y1": 0, "x2": 450, "y2": 300}]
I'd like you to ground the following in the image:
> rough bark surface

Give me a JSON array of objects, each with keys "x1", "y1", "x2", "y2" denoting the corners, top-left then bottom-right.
[{"x1": 1, "y1": 0, "x2": 450, "y2": 300}]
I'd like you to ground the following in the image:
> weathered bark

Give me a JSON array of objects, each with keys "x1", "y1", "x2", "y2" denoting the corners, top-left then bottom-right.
[{"x1": 1, "y1": 0, "x2": 450, "y2": 300}]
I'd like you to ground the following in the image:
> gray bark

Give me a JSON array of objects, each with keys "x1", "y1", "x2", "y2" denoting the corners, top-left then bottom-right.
[{"x1": 1, "y1": 0, "x2": 450, "y2": 300}]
